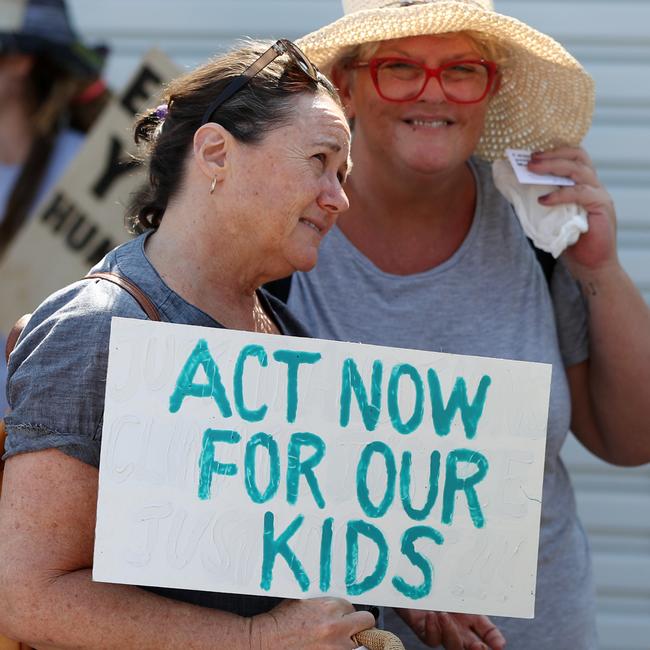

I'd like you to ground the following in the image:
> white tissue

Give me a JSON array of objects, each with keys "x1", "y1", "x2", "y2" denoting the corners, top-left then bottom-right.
[{"x1": 492, "y1": 159, "x2": 589, "y2": 258}]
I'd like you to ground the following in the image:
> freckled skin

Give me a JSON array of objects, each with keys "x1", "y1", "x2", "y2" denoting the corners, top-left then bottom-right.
[{"x1": 225, "y1": 92, "x2": 351, "y2": 278}]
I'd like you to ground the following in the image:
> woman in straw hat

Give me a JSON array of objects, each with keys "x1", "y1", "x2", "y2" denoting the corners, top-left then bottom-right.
[{"x1": 280, "y1": 1, "x2": 650, "y2": 648}]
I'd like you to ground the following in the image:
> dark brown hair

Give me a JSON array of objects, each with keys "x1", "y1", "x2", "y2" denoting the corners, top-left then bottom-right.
[{"x1": 127, "y1": 40, "x2": 340, "y2": 233}]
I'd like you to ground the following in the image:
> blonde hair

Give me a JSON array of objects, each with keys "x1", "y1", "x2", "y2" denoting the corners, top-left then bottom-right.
[{"x1": 332, "y1": 30, "x2": 510, "y2": 77}]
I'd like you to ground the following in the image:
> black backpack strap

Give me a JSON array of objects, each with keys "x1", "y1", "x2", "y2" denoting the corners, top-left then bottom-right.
[
  {"x1": 528, "y1": 239, "x2": 556, "y2": 287},
  {"x1": 264, "y1": 275, "x2": 293, "y2": 304}
]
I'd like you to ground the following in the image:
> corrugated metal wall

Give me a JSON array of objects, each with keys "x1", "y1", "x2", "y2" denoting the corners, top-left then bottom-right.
[
  {"x1": 498, "y1": 3, "x2": 650, "y2": 648},
  {"x1": 68, "y1": 1, "x2": 650, "y2": 647}
]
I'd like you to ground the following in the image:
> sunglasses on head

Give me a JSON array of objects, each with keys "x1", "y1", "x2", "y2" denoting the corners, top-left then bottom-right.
[{"x1": 201, "y1": 39, "x2": 321, "y2": 125}]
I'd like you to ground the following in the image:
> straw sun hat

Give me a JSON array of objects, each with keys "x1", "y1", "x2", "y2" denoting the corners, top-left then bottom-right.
[{"x1": 297, "y1": 0, "x2": 595, "y2": 161}]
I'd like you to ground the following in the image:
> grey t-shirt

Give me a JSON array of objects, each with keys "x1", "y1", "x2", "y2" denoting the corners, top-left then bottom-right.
[
  {"x1": 288, "y1": 158, "x2": 597, "y2": 649},
  {"x1": 5, "y1": 232, "x2": 308, "y2": 617}
]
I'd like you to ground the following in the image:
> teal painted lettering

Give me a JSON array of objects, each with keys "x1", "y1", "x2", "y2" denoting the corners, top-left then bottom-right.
[
  {"x1": 319, "y1": 517, "x2": 334, "y2": 592},
  {"x1": 346, "y1": 519, "x2": 389, "y2": 596},
  {"x1": 392, "y1": 526, "x2": 444, "y2": 600},
  {"x1": 357, "y1": 441, "x2": 396, "y2": 518},
  {"x1": 388, "y1": 364, "x2": 424, "y2": 435},
  {"x1": 244, "y1": 432, "x2": 280, "y2": 504},
  {"x1": 339, "y1": 359, "x2": 383, "y2": 431},
  {"x1": 442, "y1": 448, "x2": 489, "y2": 528},
  {"x1": 234, "y1": 344, "x2": 268, "y2": 422},
  {"x1": 169, "y1": 339, "x2": 232, "y2": 417},
  {"x1": 286, "y1": 432, "x2": 326, "y2": 509},
  {"x1": 427, "y1": 370, "x2": 492, "y2": 439},
  {"x1": 197, "y1": 429, "x2": 240, "y2": 500},
  {"x1": 400, "y1": 450, "x2": 441, "y2": 521},
  {"x1": 273, "y1": 350, "x2": 322, "y2": 423},
  {"x1": 261, "y1": 511, "x2": 309, "y2": 592}
]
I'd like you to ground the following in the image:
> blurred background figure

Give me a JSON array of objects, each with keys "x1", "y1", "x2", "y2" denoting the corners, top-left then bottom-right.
[{"x1": 0, "y1": 0, "x2": 110, "y2": 414}]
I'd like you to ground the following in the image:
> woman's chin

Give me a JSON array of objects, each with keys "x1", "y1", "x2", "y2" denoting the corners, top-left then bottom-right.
[
  {"x1": 265, "y1": 251, "x2": 317, "y2": 283},
  {"x1": 293, "y1": 258, "x2": 318, "y2": 274},
  {"x1": 285, "y1": 242, "x2": 321, "y2": 273}
]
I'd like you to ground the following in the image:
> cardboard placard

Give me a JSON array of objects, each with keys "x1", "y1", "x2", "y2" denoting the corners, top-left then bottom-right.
[
  {"x1": 0, "y1": 50, "x2": 180, "y2": 332},
  {"x1": 94, "y1": 318, "x2": 551, "y2": 618}
]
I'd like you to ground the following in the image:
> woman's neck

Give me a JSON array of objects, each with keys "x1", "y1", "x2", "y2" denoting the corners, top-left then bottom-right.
[
  {"x1": 337, "y1": 143, "x2": 477, "y2": 275},
  {"x1": 145, "y1": 205, "x2": 269, "y2": 331}
]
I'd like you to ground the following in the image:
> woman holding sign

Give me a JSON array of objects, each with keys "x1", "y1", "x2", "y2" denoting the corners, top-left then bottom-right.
[
  {"x1": 0, "y1": 40, "x2": 377, "y2": 648},
  {"x1": 278, "y1": 1, "x2": 650, "y2": 649}
]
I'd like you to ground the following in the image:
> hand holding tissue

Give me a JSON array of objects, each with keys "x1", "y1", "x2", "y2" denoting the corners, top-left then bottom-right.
[{"x1": 493, "y1": 149, "x2": 589, "y2": 258}]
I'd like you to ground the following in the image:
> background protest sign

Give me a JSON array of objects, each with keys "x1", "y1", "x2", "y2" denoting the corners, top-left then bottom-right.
[
  {"x1": 94, "y1": 318, "x2": 551, "y2": 618},
  {"x1": 0, "y1": 50, "x2": 180, "y2": 333}
]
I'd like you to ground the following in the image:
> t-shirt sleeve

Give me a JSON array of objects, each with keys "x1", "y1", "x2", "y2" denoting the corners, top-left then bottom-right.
[
  {"x1": 551, "y1": 258, "x2": 589, "y2": 368},
  {"x1": 4, "y1": 284, "x2": 139, "y2": 467}
]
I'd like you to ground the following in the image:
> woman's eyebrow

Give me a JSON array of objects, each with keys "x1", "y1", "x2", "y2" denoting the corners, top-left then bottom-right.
[
  {"x1": 381, "y1": 49, "x2": 479, "y2": 61},
  {"x1": 313, "y1": 139, "x2": 343, "y2": 152}
]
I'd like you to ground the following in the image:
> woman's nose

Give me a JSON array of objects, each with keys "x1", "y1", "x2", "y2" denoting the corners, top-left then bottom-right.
[
  {"x1": 318, "y1": 178, "x2": 350, "y2": 214},
  {"x1": 418, "y1": 73, "x2": 447, "y2": 103}
]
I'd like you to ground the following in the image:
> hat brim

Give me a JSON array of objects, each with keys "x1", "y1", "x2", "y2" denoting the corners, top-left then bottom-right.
[
  {"x1": 0, "y1": 32, "x2": 105, "y2": 77},
  {"x1": 298, "y1": 1, "x2": 595, "y2": 160}
]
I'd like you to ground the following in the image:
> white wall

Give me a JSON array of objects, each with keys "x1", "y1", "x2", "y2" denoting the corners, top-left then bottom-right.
[{"x1": 67, "y1": 2, "x2": 650, "y2": 648}]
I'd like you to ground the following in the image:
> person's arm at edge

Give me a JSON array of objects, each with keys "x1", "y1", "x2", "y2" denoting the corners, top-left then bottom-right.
[{"x1": 530, "y1": 147, "x2": 650, "y2": 466}]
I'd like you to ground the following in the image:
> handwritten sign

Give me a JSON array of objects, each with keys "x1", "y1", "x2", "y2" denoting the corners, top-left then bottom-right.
[
  {"x1": 94, "y1": 318, "x2": 551, "y2": 618},
  {"x1": 0, "y1": 50, "x2": 180, "y2": 333}
]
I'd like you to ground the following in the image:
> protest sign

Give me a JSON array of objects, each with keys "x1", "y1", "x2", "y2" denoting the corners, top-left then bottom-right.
[
  {"x1": 94, "y1": 318, "x2": 551, "y2": 618},
  {"x1": 0, "y1": 50, "x2": 180, "y2": 333}
]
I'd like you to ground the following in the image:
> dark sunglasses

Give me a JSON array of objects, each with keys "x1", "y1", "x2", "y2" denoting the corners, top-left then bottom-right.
[{"x1": 201, "y1": 39, "x2": 320, "y2": 125}]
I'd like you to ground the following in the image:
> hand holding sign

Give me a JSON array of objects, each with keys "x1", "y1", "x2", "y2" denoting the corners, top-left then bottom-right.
[{"x1": 254, "y1": 598, "x2": 375, "y2": 649}]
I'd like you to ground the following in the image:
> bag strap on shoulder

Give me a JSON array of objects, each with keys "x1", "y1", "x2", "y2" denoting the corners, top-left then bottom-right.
[
  {"x1": 85, "y1": 271, "x2": 161, "y2": 321},
  {"x1": 4, "y1": 271, "x2": 160, "y2": 364}
]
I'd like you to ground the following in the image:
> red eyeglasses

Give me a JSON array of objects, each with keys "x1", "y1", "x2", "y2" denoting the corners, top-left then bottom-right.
[{"x1": 352, "y1": 57, "x2": 498, "y2": 104}]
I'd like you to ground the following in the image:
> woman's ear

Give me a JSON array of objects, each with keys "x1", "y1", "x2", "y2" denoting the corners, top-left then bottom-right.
[
  {"x1": 332, "y1": 65, "x2": 356, "y2": 121},
  {"x1": 193, "y1": 123, "x2": 232, "y2": 183}
]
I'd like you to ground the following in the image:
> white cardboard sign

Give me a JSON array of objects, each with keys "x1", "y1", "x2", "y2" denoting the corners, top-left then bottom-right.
[{"x1": 94, "y1": 318, "x2": 551, "y2": 618}]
